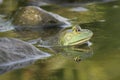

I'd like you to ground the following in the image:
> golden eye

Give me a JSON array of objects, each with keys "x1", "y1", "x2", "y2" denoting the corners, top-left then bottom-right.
[
  {"x1": 76, "y1": 26, "x2": 82, "y2": 32},
  {"x1": 72, "y1": 25, "x2": 81, "y2": 33},
  {"x1": 76, "y1": 28, "x2": 81, "y2": 32}
]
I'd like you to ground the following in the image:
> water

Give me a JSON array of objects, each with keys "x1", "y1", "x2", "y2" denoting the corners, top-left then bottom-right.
[{"x1": 0, "y1": 0, "x2": 120, "y2": 80}]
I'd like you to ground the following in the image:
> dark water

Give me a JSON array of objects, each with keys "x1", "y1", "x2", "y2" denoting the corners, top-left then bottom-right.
[{"x1": 0, "y1": 0, "x2": 120, "y2": 80}]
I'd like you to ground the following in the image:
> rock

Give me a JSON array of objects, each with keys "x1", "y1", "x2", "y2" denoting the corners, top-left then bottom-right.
[
  {"x1": 0, "y1": 37, "x2": 51, "y2": 65},
  {"x1": 0, "y1": 58, "x2": 35, "y2": 74},
  {"x1": 0, "y1": 20, "x2": 14, "y2": 32},
  {"x1": 12, "y1": 6, "x2": 70, "y2": 28}
]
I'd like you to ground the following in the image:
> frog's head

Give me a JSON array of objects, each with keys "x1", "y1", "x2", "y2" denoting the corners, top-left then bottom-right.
[{"x1": 59, "y1": 25, "x2": 93, "y2": 46}]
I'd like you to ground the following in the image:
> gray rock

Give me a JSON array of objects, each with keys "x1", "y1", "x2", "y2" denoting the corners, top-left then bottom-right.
[
  {"x1": 0, "y1": 20, "x2": 14, "y2": 32},
  {"x1": 0, "y1": 37, "x2": 51, "y2": 65}
]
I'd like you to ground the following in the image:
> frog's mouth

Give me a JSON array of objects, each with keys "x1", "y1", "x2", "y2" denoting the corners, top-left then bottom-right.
[{"x1": 69, "y1": 37, "x2": 91, "y2": 46}]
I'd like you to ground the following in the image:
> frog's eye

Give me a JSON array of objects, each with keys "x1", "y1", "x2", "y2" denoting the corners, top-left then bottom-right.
[
  {"x1": 72, "y1": 25, "x2": 81, "y2": 32},
  {"x1": 76, "y1": 28, "x2": 81, "y2": 32}
]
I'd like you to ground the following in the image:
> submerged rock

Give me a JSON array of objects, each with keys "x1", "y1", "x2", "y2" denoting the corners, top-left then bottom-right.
[
  {"x1": 0, "y1": 37, "x2": 51, "y2": 65},
  {"x1": 0, "y1": 59, "x2": 35, "y2": 74},
  {"x1": 0, "y1": 15, "x2": 14, "y2": 32},
  {"x1": 0, "y1": 20, "x2": 14, "y2": 32},
  {"x1": 12, "y1": 6, "x2": 70, "y2": 28}
]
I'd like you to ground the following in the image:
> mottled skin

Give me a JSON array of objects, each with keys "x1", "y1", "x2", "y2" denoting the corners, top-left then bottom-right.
[{"x1": 59, "y1": 25, "x2": 93, "y2": 46}]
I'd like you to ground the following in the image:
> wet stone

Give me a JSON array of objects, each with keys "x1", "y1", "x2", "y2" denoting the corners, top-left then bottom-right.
[
  {"x1": 0, "y1": 37, "x2": 51, "y2": 65},
  {"x1": 13, "y1": 6, "x2": 43, "y2": 26},
  {"x1": 12, "y1": 6, "x2": 65, "y2": 28}
]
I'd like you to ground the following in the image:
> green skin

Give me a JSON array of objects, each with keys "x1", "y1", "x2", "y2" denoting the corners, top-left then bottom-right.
[{"x1": 59, "y1": 25, "x2": 93, "y2": 46}]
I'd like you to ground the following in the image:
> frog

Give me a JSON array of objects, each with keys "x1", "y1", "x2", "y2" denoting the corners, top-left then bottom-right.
[
  {"x1": 59, "y1": 25, "x2": 93, "y2": 46},
  {"x1": 28, "y1": 25, "x2": 93, "y2": 47}
]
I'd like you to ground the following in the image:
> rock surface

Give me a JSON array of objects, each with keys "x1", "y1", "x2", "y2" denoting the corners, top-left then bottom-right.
[
  {"x1": 13, "y1": 6, "x2": 70, "y2": 28},
  {"x1": 0, "y1": 37, "x2": 51, "y2": 65}
]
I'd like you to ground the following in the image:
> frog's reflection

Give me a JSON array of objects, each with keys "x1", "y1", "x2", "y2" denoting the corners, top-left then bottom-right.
[{"x1": 38, "y1": 43, "x2": 93, "y2": 63}]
